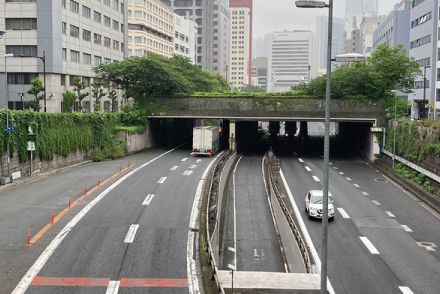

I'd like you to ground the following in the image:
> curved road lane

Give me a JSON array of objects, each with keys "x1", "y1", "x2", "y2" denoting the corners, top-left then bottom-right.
[{"x1": 15, "y1": 149, "x2": 214, "y2": 294}]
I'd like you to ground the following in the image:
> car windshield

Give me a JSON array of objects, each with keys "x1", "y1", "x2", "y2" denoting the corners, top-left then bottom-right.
[{"x1": 310, "y1": 195, "x2": 323, "y2": 204}]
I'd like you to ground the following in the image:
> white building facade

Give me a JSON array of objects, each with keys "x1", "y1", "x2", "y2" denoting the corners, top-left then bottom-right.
[
  {"x1": 128, "y1": 0, "x2": 174, "y2": 58},
  {"x1": 265, "y1": 30, "x2": 317, "y2": 92},
  {"x1": 174, "y1": 14, "x2": 197, "y2": 63},
  {"x1": 408, "y1": 0, "x2": 439, "y2": 118},
  {"x1": 0, "y1": 0, "x2": 127, "y2": 112},
  {"x1": 229, "y1": 0, "x2": 252, "y2": 89}
]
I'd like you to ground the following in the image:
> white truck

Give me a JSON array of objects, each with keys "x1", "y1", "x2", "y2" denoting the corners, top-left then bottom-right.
[{"x1": 192, "y1": 126, "x2": 220, "y2": 156}]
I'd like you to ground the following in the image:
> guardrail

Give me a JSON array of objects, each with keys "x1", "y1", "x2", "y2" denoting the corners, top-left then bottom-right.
[
  {"x1": 264, "y1": 151, "x2": 315, "y2": 272},
  {"x1": 203, "y1": 151, "x2": 234, "y2": 293}
]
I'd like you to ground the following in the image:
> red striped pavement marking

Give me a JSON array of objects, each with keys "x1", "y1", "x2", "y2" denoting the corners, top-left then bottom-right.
[
  {"x1": 120, "y1": 278, "x2": 188, "y2": 288},
  {"x1": 31, "y1": 277, "x2": 109, "y2": 287},
  {"x1": 31, "y1": 277, "x2": 188, "y2": 288}
]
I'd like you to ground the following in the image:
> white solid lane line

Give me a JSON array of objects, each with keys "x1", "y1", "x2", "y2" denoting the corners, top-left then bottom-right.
[
  {"x1": 170, "y1": 165, "x2": 178, "y2": 171},
  {"x1": 372, "y1": 200, "x2": 381, "y2": 206},
  {"x1": 359, "y1": 237, "x2": 380, "y2": 254},
  {"x1": 346, "y1": 177, "x2": 352, "y2": 181},
  {"x1": 142, "y1": 194, "x2": 155, "y2": 206},
  {"x1": 312, "y1": 176, "x2": 320, "y2": 182},
  {"x1": 385, "y1": 211, "x2": 396, "y2": 218},
  {"x1": 398, "y1": 286, "x2": 414, "y2": 294},
  {"x1": 232, "y1": 156, "x2": 243, "y2": 270},
  {"x1": 305, "y1": 166, "x2": 312, "y2": 172},
  {"x1": 361, "y1": 191, "x2": 369, "y2": 196},
  {"x1": 157, "y1": 176, "x2": 167, "y2": 183},
  {"x1": 181, "y1": 157, "x2": 188, "y2": 162},
  {"x1": 400, "y1": 225, "x2": 413, "y2": 232},
  {"x1": 11, "y1": 147, "x2": 179, "y2": 294},
  {"x1": 337, "y1": 208, "x2": 351, "y2": 219},
  {"x1": 124, "y1": 224, "x2": 139, "y2": 243},
  {"x1": 298, "y1": 158, "x2": 304, "y2": 163},
  {"x1": 105, "y1": 281, "x2": 120, "y2": 294},
  {"x1": 353, "y1": 184, "x2": 360, "y2": 188}
]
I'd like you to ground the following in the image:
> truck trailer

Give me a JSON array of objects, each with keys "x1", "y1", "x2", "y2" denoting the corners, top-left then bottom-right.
[{"x1": 192, "y1": 126, "x2": 220, "y2": 156}]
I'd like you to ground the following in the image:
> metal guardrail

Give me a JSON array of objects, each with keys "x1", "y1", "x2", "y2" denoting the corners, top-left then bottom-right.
[
  {"x1": 264, "y1": 151, "x2": 314, "y2": 272},
  {"x1": 204, "y1": 151, "x2": 231, "y2": 294}
]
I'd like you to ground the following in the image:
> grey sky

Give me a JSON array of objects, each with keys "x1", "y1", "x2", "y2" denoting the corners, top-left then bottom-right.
[{"x1": 253, "y1": 0, "x2": 400, "y2": 39}]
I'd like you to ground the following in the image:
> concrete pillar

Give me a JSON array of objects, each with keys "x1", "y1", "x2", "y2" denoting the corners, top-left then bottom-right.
[
  {"x1": 369, "y1": 127, "x2": 383, "y2": 162},
  {"x1": 229, "y1": 121, "x2": 236, "y2": 151},
  {"x1": 299, "y1": 121, "x2": 308, "y2": 139},
  {"x1": 285, "y1": 121, "x2": 297, "y2": 137}
]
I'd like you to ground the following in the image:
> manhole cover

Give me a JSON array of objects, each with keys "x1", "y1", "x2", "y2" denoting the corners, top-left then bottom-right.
[{"x1": 374, "y1": 178, "x2": 387, "y2": 182}]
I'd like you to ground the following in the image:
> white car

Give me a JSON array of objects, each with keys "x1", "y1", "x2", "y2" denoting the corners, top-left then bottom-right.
[{"x1": 305, "y1": 190, "x2": 335, "y2": 220}]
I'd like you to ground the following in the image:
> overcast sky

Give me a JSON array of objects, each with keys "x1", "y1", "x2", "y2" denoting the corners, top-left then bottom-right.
[{"x1": 253, "y1": 0, "x2": 401, "y2": 39}]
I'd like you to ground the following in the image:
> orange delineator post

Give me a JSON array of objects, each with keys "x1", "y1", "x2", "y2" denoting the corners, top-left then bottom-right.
[
  {"x1": 84, "y1": 184, "x2": 88, "y2": 196},
  {"x1": 51, "y1": 209, "x2": 54, "y2": 224},
  {"x1": 98, "y1": 176, "x2": 101, "y2": 186},
  {"x1": 27, "y1": 226, "x2": 31, "y2": 245}
]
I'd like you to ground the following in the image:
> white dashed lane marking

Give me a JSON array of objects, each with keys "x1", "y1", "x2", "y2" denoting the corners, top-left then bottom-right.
[
  {"x1": 181, "y1": 157, "x2": 188, "y2": 162},
  {"x1": 372, "y1": 200, "x2": 381, "y2": 206},
  {"x1": 124, "y1": 224, "x2": 139, "y2": 243},
  {"x1": 400, "y1": 225, "x2": 413, "y2": 232},
  {"x1": 359, "y1": 237, "x2": 380, "y2": 254},
  {"x1": 353, "y1": 184, "x2": 360, "y2": 188},
  {"x1": 361, "y1": 191, "x2": 369, "y2": 196},
  {"x1": 339, "y1": 172, "x2": 344, "y2": 175},
  {"x1": 157, "y1": 177, "x2": 167, "y2": 184},
  {"x1": 398, "y1": 286, "x2": 414, "y2": 294},
  {"x1": 337, "y1": 208, "x2": 350, "y2": 219},
  {"x1": 346, "y1": 177, "x2": 352, "y2": 181},
  {"x1": 305, "y1": 166, "x2": 312, "y2": 172},
  {"x1": 142, "y1": 194, "x2": 154, "y2": 206},
  {"x1": 170, "y1": 165, "x2": 178, "y2": 171},
  {"x1": 298, "y1": 158, "x2": 304, "y2": 163},
  {"x1": 196, "y1": 159, "x2": 202, "y2": 163},
  {"x1": 183, "y1": 170, "x2": 194, "y2": 176},
  {"x1": 385, "y1": 211, "x2": 396, "y2": 218},
  {"x1": 312, "y1": 176, "x2": 320, "y2": 182}
]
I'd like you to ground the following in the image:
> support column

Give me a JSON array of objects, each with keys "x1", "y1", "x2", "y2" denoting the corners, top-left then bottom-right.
[
  {"x1": 229, "y1": 121, "x2": 236, "y2": 152},
  {"x1": 299, "y1": 121, "x2": 308, "y2": 139}
]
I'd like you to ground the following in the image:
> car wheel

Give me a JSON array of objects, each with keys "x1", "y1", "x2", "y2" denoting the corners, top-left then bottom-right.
[
  {"x1": 305, "y1": 206, "x2": 308, "y2": 213},
  {"x1": 329, "y1": 216, "x2": 335, "y2": 222}
]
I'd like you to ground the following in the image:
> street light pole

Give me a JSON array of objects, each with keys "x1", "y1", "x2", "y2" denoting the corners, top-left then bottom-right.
[
  {"x1": 391, "y1": 90, "x2": 397, "y2": 169},
  {"x1": 308, "y1": 64, "x2": 311, "y2": 83},
  {"x1": 295, "y1": 1, "x2": 332, "y2": 293},
  {"x1": 422, "y1": 65, "x2": 430, "y2": 119},
  {"x1": 42, "y1": 51, "x2": 46, "y2": 112}
]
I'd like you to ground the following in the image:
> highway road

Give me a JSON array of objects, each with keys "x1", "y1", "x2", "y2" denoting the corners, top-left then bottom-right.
[
  {"x1": 281, "y1": 155, "x2": 440, "y2": 294},
  {"x1": 2, "y1": 148, "x2": 213, "y2": 294},
  {"x1": 221, "y1": 155, "x2": 285, "y2": 273}
]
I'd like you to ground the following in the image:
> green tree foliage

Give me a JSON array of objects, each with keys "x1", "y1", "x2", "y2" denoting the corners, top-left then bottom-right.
[
  {"x1": 292, "y1": 44, "x2": 420, "y2": 100},
  {"x1": 27, "y1": 78, "x2": 44, "y2": 111},
  {"x1": 240, "y1": 84, "x2": 265, "y2": 93},
  {"x1": 73, "y1": 77, "x2": 89, "y2": 111},
  {"x1": 62, "y1": 90, "x2": 77, "y2": 113},
  {"x1": 91, "y1": 79, "x2": 106, "y2": 111},
  {"x1": 95, "y1": 53, "x2": 230, "y2": 102}
]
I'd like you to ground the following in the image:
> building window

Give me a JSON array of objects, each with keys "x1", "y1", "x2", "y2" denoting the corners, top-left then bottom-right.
[
  {"x1": 410, "y1": 35, "x2": 431, "y2": 49},
  {"x1": 411, "y1": 11, "x2": 432, "y2": 28},
  {"x1": 113, "y1": 40, "x2": 119, "y2": 50},
  {"x1": 82, "y1": 5, "x2": 91, "y2": 19},
  {"x1": 5, "y1": 18, "x2": 37, "y2": 30},
  {"x1": 94, "y1": 33, "x2": 102, "y2": 45},
  {"x1": 113, "y1": 20, "x2": 119, "y2": 31},
  {"x1": 70, "y1": 0, "x2": 79, "y2": 14},
  {"x1": 70, "y1": 50, "x2": 80, "y2": 63},
  {"x1": 70, "y1": 25, "x2": 79, "y2": 38},
  {"x1": 411, "y1": 0, "x2": 426, "y2": 8},
  {"x1": 7, "y1": 73, "x2": 38, "y2": 84},
  {"x1": 94, "y1": 11, "x2": 101, "y2": 23},
  {"x1": 82, "y1": 29, "x2": 91, "y2": 41},
  {"x1": 83, "y1": 53, "x2": 91, "y2": 65},
  {"x1": 104, "y1": 16, "x2": 111, "y2": 27},
  {"x1": 6, "y1": 45, "x2": 37, "y2": 57},
  {"x1": 104, "y1": 37, "x2": 111, "y2": 47},
  {"x1": 414, "y1": 80, "x2": 429, "y2": 89},
  {"x1": 417, "y1": 57, "x2": 430, "y2": 67},
  {"x1": 61, "y1": 74, "x2": 66, "y2": 86},
  {"x1": 62, "y1": 48, "x2": 67, "y2": 60},
  {"x1": 94, "y1": 56, "x2": 102, "y2": 66},
  {"x1": 62, "y1": 22, "x2": 66, "y2": 34}
]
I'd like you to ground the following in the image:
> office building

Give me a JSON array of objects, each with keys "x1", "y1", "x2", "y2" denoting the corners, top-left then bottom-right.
[
  {"x1": 161, "y1": 0, "x2": 230, "y2": 76},
  {"x1": 251, "y1": 57, "x2": 267, "y2": 91},
  {"x1": 0, "y1": 0, "x2": 127, "y2": 112},
  {"x1": 128, "y1": 0, "x2": 174, "y2": 58},
  {"x1": 229, "y1": 0, "x2": 252, "y2": 89},
  {"x1": 316, "y1": 15, "x2": 345, "y2": 72},
  {"x1": 345, "y1": 0, "x2": 378, "y2": 52},
  {"x1": 174, "y1": 14, "x2": 197, "y2": 63},
  {"x1": 373, "y1": 0, "x2": 411, "y2": 52},
  {"x1": 358, "y1": 15, "x2": 386, "y2": 53},
  {"x1": 265, "y1": 30, "x2": 317, "y2": 92},
  {"x1": 408, "y1": 0, "x2": 439, "y2": 118}
]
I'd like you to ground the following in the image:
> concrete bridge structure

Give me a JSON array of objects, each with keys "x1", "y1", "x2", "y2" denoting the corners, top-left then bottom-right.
[{"x1": 148, "y1": 97, "x2": 386, "y2": 161}]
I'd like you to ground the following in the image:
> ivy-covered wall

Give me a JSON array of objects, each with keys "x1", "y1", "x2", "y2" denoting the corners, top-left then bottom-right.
[
  {"x1": 386, "y1": 119, "x2": 440, "y2": 174},
  {"x1": 0, "y1": 110, "x2": 121, "y2": 167}
]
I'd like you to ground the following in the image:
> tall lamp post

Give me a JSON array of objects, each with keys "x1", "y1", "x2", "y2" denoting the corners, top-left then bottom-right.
[
  {"x1": 391, "y1": 90, "x2": 397, "y2": 169},
  {"x1": 422, "y1": 65, "x2": 431, "y2": 119},
  {"x1": 295, "y1": 1, "x2": 333, "y2": 293},
  {"x1": 18, "y1": 51, "x2": 46, "y2": 112},
  {"x1": 225, "y1": 64, "x2": 229, "y2": 84}
]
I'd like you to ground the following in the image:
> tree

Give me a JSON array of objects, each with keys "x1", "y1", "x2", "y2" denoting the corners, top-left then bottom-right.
[
  {"x1": 73, "y1": 77, "x2": 89, "y2": 111},
  {"x1": 291, "y1": 44, "x2": 420, "y2": 100},
  {"x1": 27, "y1": 78, "x2": 44, "y2": 111},
  {"x1": 91, "y1": 78, "x2": 106, "y2": 111},
  {"x1": 62, "y1": 90, "x2": 76, "y2": 113},
  {"x1": 95, "y1": 53, "x2": 230, "y2": 104}
]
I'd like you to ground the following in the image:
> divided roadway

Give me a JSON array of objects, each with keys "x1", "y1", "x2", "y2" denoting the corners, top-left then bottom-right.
[{"x1": 281, "y1": 156, "x2": 440, "y2": 294}]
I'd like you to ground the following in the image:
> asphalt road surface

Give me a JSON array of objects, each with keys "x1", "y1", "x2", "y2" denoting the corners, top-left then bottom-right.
[
  {"x1": 2, "y1": 148, "x2": 213, "y2": 294},
  {"x1": 221, "y1": 155, "x2": 285, "y2": 273},
  {"x1": 281, "y1": 155, "x2": 440, "y2": 294}
]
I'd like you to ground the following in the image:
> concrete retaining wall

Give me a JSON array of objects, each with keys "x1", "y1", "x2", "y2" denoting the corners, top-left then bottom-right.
[{"x1": 118, "y1": 123, "x2": 155, "y2": 155}]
